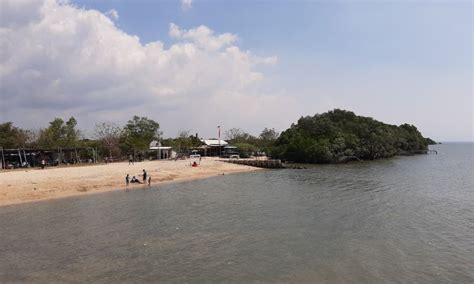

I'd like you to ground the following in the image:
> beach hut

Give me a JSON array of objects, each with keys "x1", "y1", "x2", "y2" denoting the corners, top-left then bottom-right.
[{"x1": 149, "y1": 141, "x2": 175, "y2": 160}]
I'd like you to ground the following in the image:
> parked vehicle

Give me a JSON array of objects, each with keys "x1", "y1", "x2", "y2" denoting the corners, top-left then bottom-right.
[{"x1": 189, "y1": 150, "x2": 201, "y2": 159}]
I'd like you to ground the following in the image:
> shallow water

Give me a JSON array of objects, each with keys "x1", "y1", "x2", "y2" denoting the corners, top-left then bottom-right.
[{"x1": 0, "y1": 143, "x2": 473, "y2": 283}]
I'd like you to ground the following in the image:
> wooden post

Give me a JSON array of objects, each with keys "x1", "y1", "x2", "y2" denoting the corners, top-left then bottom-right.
[
  {"x1": 218, "y1": 126, "x2": 221, "y2": 158},
  {"x1": 23, "y1": 148, "x2": 27, "y2": 167},
  {"x1": 18, "y1": 148, "x2": 23, "y2": 165},
  {"x1": 0, "y1": 147, "x2": 4, "y2": 169}
]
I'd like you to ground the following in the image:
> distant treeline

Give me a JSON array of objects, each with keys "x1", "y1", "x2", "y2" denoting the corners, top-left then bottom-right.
[
  {"x1": 0, "y1": 116, "x2": 162, "y2": 159},
  {"x1": 0, "y1": 116, "x2": 279, "y2": 159},
  {"x1": 0, "y1": 109, "x2": 436, "y2": 163}
]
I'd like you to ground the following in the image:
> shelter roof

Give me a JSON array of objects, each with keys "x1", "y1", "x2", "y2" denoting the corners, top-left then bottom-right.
[
  {"x1": 150, "y1": 146, "x2": 172, "y2": 150},
  {"x1": 202, "y1": 139, "x2": 228, "y2": 147}
]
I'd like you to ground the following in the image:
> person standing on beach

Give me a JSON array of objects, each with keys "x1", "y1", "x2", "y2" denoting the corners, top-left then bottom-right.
[
  {"x1": 41, "y1": 159, "x2": 45, "y2": 169},
  {"x1": 126, "y1": 174, "x2": 130, "y2": 187},
  {"x1": 129, "y1": 155, "x2": 134, "y2": 165},
  {"x1": 142, "y1": 169, "x2": 147, "y2": 183},
  {"x1": 148, "y1": 176, "x2": 151, "y2": 186}
]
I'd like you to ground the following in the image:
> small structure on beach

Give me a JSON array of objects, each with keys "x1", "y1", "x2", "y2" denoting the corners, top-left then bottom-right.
[{"x1": 149, "y1": 141, "x2": 176, "y2": 160}]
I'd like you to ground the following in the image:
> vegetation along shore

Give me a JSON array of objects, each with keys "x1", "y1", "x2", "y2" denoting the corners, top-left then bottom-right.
[
  {"x1": 0, "y1": 109, "x2": 437, "y2": 205},
  {"x1": 272, "y1": 109, "x2": 436, "y2": 163}
]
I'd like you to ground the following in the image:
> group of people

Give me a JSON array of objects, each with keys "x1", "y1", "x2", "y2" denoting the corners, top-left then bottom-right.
[{"x1": 125, "y1": 169, "x2": 151, "y2": 187}]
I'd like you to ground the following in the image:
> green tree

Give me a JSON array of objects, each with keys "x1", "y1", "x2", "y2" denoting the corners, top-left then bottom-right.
[
  {"x1": 64, "y1": 117, "x2": 80, "y2": 147},
  {"x1": 173, "y1": 130, "x2": 202, "y2": 153},
  {"x1": 424, "y1": 137, "x2": 437, "y2": 145},
  {"x1": 37, "y1": 117, "x2": 81, "y2": 148},
  {"x1": 0, "y1": 122, "x2": 31, "y2": 148},
  {"x1": 121, "y1": 116, "x2": 160, "y2": 153},
  {"x1": 224, "y1": 127, "x2": 261, "y2": 150},
  {"x1": 259, "y1": 128, "x2": 279, "y2": 145},
  {"x1": 273, "y1": 109, "x2": 430, "y2": 163},
  {"x1": 234, "y1": 142, "x2": 258, "y2": 158}
]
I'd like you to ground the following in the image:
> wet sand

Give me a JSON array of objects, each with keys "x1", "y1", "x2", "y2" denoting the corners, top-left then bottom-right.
[{"x1": 0, "y1": 158, "x2": 261, "y2": 207}]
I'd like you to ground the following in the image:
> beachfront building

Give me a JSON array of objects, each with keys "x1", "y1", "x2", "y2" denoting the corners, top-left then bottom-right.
[
  {"x1": 149, "y1": 140, "x2": 176, "y2": 160},
  {"x1": 192, "y1": 139, "x2": 230, "y2": 157}
]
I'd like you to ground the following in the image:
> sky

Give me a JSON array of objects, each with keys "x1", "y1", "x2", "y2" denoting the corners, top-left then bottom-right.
[{"x1": 0, "y1": 0, "x2": 472, "y2": 141}]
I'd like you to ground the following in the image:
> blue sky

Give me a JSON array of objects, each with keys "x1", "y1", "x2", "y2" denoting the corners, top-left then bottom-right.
[
  {"x1": 1, "y1": 0, "x2": 472, "y2": 141},
  {"x1": 72, "y1": 0, "x2": 474, "y2": 140},
  {"x1": 73, "y1": 1, "x2": 470, "y2": 67}
]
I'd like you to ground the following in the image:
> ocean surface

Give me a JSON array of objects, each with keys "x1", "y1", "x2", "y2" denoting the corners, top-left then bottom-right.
[{"x1": 0, "y1": 143, "x2": 473, "y2": 283}]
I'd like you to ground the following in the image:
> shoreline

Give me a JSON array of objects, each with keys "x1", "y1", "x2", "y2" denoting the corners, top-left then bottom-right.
[{"x1": 0, "y1": 158, "x2": 262, "y2": 207}]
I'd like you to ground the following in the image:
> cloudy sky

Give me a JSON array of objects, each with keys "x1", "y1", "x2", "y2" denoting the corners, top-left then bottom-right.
[{"x1": 0, "y1": 0, "x2": 472, "y2": 141}]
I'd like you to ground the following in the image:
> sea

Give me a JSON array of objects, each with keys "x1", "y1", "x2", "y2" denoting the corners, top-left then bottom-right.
[{"x1": 0, "y1": 143, "x2": 472, "y2": 283}]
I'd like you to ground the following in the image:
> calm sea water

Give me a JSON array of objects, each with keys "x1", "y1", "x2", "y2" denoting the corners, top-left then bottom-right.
[{"x1": 0, "y1": 143, "x2": 473, "y2": 283}]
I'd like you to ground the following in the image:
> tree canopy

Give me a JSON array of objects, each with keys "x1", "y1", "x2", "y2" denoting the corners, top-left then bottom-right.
[
  {"x1": 37, "y1": 117, "x2": 81, "y2": 148},
  {"x1": 272, "y1": 109, "x2": 431, "y2": 163},
  {"x1": 121, "y1": 116, "x2": 161, "y2": 153},
  {"x1": 0, "y1": 122, "x2": 30, "y2": 148}
]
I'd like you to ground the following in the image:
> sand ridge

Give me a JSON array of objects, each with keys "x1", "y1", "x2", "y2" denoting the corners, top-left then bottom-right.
[{"x1": 0, "y1": 157, "x2": 261, "y2": 207}]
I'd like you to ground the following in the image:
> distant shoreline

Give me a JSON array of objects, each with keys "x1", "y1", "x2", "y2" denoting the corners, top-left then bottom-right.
[{"x1": 0, "y1": 158, "x2": 262, "y2": 207}]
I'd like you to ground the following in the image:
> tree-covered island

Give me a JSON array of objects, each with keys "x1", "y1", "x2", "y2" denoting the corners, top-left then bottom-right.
[{"x1": 271, "y1": 109, "x2": 435, "y2": 163}]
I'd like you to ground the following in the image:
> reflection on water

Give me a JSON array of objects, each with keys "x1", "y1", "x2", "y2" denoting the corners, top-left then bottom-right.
[{"x1": 0, "y1": 143, "x2": 473, "y2": 282}]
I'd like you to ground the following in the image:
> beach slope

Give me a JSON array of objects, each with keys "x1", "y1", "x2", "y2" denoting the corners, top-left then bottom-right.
[{"x1": 0, "y1": 158, "x2": 260, "y2": 207}]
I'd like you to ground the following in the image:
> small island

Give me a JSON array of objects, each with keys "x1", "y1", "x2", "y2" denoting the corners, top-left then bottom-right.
[{"x1": 271, "y1": 109, "x2": 436, "y2": 164}]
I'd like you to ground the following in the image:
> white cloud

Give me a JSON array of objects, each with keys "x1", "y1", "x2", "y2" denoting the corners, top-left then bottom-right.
[
  {"x1": 0, "y1": 0, "x2": 294, "y2": 137},
  {"x1": 181, "y1": 0, "x2": 193, "y2": 10},
  {"x1": 104, "y1": 9, "x2": 119, "y2": 21},
  {"x1": 169, "y1": 23, "x2": 238, "y2": 51}
]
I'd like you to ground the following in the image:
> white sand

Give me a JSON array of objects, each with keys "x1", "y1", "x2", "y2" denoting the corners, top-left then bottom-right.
[{"x1": 0, "y1": 157, "x2": 261, "y2": 207}]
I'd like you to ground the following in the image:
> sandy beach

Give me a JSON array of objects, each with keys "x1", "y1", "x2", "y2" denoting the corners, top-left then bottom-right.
[{"x1": 0, "y1": 158, "x2": 261, "y2": 207}]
